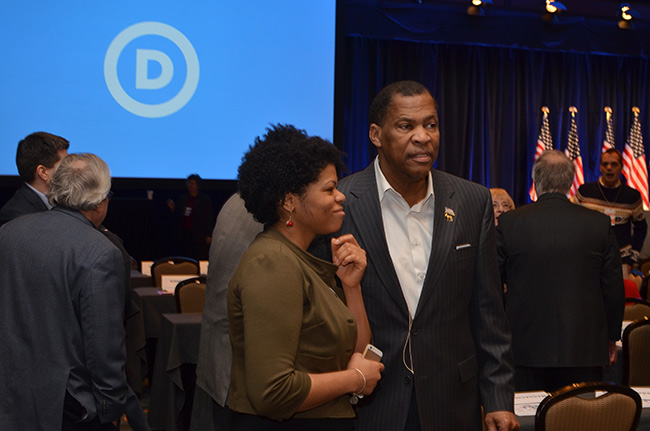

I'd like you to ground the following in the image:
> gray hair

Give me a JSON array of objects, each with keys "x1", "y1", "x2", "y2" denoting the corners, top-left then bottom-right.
[
  {"x1": 48, "y1": 153, "x2": 111, "y2": 210},
  {"x1": 532, "y1": 150, "x2": 574, "y2": 196}
]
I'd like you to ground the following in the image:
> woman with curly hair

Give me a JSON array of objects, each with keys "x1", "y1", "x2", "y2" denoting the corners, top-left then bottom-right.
[{"x1": 227, "y1": 124, "x2": 384, "y2": 430}]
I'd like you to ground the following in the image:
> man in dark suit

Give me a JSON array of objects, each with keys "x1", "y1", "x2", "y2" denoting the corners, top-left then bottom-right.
[
  {"x1": 0, "y1": 131, "x2": 69, "y2": 226},
  {"x1": 497, "y1": 150, "x2": 624, "y2": 392},
  {"x1": 322, "y1": 81, "x2": 517, "y2": 430},
  {"x1": 0, "y1": 153, "x2": 146, "y2": 430}
]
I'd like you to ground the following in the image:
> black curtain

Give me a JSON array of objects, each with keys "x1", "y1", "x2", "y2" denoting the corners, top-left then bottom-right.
[{"x1": 338, "y1": 1, "x2": 650, "y2": 206}]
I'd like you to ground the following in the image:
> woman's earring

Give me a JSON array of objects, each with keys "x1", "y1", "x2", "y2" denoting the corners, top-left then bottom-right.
[{"x1": 286, "y1": 210, "x2": 294, "y2": 228}]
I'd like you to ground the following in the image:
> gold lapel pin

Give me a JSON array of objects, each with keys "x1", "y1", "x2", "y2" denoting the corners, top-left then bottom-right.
[{"x1": 444, "y1": 207, "x2": 455, "y2": 222}]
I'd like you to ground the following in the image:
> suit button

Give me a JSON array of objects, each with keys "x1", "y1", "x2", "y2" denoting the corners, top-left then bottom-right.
[
  {"x1": 411, "y1": 328, "x2": 418, "y2": 336},
  {"x1": 404, "y1": 375, "x2": 411, "y2": 384}
]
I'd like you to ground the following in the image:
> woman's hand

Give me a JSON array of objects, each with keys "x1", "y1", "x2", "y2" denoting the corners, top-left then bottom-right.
[
  {"x1": 346, "y1": 352, "x2": 384, "y2": 396},
  {"x1": 331, "y1": 234, "x2": 366, "y2": 288}
]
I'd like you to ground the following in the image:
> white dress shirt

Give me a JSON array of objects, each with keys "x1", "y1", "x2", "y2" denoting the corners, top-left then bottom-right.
[{"x1": 374, "y1": 157, "x2": 434, "y2": 317}]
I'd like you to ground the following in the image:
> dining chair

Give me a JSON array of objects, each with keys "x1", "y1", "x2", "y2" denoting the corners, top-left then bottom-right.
[
  {"x1": 535, "y1": 382, "x2": 641, "y2": 431},
  {"x1": 174, "y1": 276, "x2": 207, "y2": 313},
  {"x1": 150, "y1": 256, "x2": 200, "y2": 288},
  {"x1": 623, "y1": 317, "x2": 650, "y2": 386},
  {"x1": 640, "y1": 260, "x2": 650, "y2": 278},
  {"x1": 623, "y1": 298, "x2": 650, "y2": 321}
]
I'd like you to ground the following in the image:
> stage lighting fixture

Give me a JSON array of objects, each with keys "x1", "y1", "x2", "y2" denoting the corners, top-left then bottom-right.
[
  {"x1": 467, "y1": 0, "x2": 492, "y2": 16},
  {"x1": 618, "y1": 3, "x2": 640, "y2": 29},
  {"x1": 543, "y1": 0, "x2": 566, "y2": 22}
]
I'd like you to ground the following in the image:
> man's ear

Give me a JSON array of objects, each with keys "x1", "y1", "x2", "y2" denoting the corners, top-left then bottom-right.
[
  {"x1": 369, "y1": 124, "x2": 382, "y2": 149},
  {"x1": 35, "y1": 165, "x2": 49, "y2": 182}
]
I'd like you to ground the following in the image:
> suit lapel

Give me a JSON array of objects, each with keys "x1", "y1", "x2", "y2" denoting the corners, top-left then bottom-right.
[
  {"x1": 414, "y1": 170, "x2": 457, "y2": 318},
  {"x1": 345, "y1": 165, "x2": 406, "y2": 310}
]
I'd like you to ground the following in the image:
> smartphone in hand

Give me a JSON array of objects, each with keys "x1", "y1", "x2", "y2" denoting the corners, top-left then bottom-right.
[{"x1": 363, "y1": 344, "x2": 383, "y2": 362}]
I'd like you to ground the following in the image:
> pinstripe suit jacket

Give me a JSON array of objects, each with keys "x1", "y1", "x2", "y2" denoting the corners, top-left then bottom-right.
[{"x1": 330, "y1": 164, "x2": 515, "y2": 430}]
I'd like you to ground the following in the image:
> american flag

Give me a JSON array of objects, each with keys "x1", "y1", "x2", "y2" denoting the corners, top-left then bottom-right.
[
  {"x1": 529, "y1": 107, "x2": 554, "y2": 201},
  {"x1": 565, "y1": 107, "x2": 583, "y2": 198},
  {"x1": 602, "y1": 107, "x2": 615, "y2": 153},
  {"x1": 623, "y1": 108, "x2": 649, "y2": 210}
]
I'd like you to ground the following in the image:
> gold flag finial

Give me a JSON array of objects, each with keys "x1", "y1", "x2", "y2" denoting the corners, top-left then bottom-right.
[
  {"x1": 604, "y1": 106, "x2": 612, "y2": 121},
  {"x1": 569, "y1": 106, "x2": 577, "y2": 117},
  {"x1": 542, "y1": 106, "x2": 550, "y2": 115},
  {"x1": 632, "y1": 106, "x2": 640, "y2": 116}
]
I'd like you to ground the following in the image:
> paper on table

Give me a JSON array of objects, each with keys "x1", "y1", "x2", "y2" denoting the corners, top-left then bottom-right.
[
  {"x1": 617, "y1": 321, "x2": 634, "y2": 348},
  {"x1": 632, "y1": 387, "x2": 650, "y2": 408},
  {"x1": 160, "y1": 274, "x2": 195, "y2": 293},
  {"x1": 514, "y1": 391, "x2": 549, "y2": 416},
  {"x1": 141, "y1": 261, "x2": 154, "y2": 277}
]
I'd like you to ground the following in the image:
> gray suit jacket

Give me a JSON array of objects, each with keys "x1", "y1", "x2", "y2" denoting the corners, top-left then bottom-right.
[
  {"x1": 0, "y1": 207, "x2": 134, "y2": 429},
  {"x1": 0, "y1": 183, "x2": 48, "y2": 227},
  {"x1": 325, "y1": 164, "x2": 515, "y2": 430},
  {"x1": 195, "y1": 193, "x2": 262, "y2": 407}
]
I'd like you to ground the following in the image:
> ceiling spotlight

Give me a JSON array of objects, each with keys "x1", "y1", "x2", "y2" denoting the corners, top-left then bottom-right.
[
  {"x1": 467, "y1": 0, "x2": 493, "y2": 16},
  {"x1": 543, "y1": 0, "x2": 567, "y2": 22},
  {"x1": 618, "y1": 3, "x2": 640, "y2": 29}
]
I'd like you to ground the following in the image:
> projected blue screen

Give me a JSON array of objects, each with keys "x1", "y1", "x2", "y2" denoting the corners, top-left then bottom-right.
[{"x1": 0, "y1": 1, "x2": 336, "y2": 180}]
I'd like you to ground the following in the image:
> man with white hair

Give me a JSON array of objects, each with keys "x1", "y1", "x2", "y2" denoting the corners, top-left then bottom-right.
[
  {"x1": 0, "y1": 153, "x2": 147, "y2": 430},
  {"x1": 497, "y1": 150, "x2": 624, "y2": 392}
]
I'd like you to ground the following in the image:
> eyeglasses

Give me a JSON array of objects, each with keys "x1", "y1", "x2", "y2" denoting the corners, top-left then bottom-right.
[{"x1": 106, "y1": 191, "x2": 114, "y2": 201}]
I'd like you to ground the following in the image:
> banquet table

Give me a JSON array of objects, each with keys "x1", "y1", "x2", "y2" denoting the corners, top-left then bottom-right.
[
  {"x1": 127, "y1": 287, "x2": 178, "y2": 391},
  {"x1": 148, "y1": 313, "x2": 202, "y2": 431}
]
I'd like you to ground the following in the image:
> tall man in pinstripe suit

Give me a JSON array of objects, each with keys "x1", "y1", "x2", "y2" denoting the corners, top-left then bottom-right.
[{"x1": 326, "y1": 81, "x2": 518, "y2": 430}]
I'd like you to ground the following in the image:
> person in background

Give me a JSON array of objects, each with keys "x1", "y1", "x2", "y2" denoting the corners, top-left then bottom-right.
[
  {"x1": 576, "y1": 148, "x2": 648, "y2": 275},
  {"x1": 313, "y1": 81, "x2": 518, "y2": 431},
  {"x1": 497, "y1": 150, "x2": 624, "y2": 392},
  {"x1": 227, "y1": 124, "x2": 384, "y2": 430},
  {"x1": 0, "y1": 131, "x2": 69, "y2": 226},
  {"x1": 0, "y1": 153, "x2": 147, "y2": 430},
  {"x1": 192, "y1": 192, "x2": 263, "y2": 430},
  {"x1": 168, "y1": 174, "x2": 214, "y2": 260},
  {"x1": 490, "y1": 188, "x2": 515, "y2": 226}
]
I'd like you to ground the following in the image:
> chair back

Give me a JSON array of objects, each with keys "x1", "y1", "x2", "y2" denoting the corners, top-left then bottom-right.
[
  {"x1": 640, "y1": 260, "x2": 650, "y2": 277},
  {"x1": 151, "y1": 256, "x2": 200, "y2": 288},
  {"x1": 535, "y1": 382, "x2": 641, "y2": 431},
  {"x1": 174, "y1": 276, "x2": 207, "y2": 313},
  {"x1": 623, "y1": 317, "x2": 650, "y2": 386},
  {"x1": 624, "y1": 298, "x2": 650, "y2": 321}
]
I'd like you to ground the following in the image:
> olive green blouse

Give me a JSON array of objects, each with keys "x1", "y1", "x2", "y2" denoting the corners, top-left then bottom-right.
[{"x1": 227, "y1": 228, "x2": 357, "y2": 420}]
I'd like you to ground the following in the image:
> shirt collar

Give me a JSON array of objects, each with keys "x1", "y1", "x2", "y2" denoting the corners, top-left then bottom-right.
[
  {"x1": 374, "y1": 156, "x2": 434, "y2": 207},
  {"x1": 598, "y1": 176, "x2": 622, "y2": 189}
]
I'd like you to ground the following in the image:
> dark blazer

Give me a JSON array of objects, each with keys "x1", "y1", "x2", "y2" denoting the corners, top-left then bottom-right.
[
  {"x1": 0, "y1": 183, "x2": 48, "y2": 227},
  {"x1": 0, "y1": 207, "x2": 137, "y2": 429},
  {"x1": 497, "y1": 192, "x2": 625, "y2": 367},
  {"x1": 325, "y1": 164, "x2": 515, "y2": 431}
]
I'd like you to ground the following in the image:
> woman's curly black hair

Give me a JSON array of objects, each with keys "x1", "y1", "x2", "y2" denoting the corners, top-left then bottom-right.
[{"x1": 237, "y1": 124, "x2": 346, "y2": 227}]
